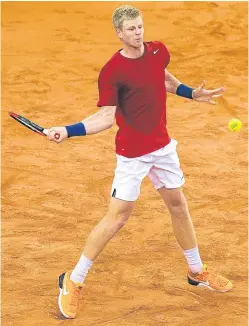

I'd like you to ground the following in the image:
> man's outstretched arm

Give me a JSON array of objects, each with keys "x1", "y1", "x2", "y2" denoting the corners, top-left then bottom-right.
[
  {"x1": 165, "y1": 69, "x2": 224, "y2": 104},
  {"x1": 47, "y1": 106, "x2": 116, "y2": 143}
]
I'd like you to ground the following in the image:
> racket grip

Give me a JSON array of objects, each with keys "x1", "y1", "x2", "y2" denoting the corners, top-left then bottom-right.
[{"x1": 43, "y1": 129, "x2": 60, "y2": 140}]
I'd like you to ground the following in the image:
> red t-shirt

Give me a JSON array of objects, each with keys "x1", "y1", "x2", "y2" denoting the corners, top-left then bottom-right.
[{"x1": 97, "y1": 41, "x2": 171, "y2": 158}]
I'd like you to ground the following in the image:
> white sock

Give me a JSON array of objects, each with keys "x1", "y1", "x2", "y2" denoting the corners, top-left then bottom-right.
[
  {"x1": 70, "y1": 253, "x2": 93, "y2": 284},
  {"x1": 183, "y1": 246, "x2": 203, "y2": 274}
]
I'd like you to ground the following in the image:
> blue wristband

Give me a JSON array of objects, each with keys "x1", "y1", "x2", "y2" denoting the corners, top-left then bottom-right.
[
  {"x1": 65, "y1": 122, "x2": 86, "y2": 138},
  {"x1": 176, "y1": 84, "x2": 194, "y2": 99}
]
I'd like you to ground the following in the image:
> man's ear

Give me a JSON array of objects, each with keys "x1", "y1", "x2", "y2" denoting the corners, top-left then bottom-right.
[{"x1": 116, "y1": 28, "x2": 123, "y2": 40}]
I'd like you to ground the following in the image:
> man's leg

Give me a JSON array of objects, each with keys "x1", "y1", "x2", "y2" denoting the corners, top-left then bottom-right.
[
  {"x1": 158, "y1": 186, "x2": 232, "y2": 292},
  {"x1": 58, "y1": 197, "x2": 135, "y2": 319},
  {"x1": 83, "y1": 197, "x2": 134, "y2": 260},
  {"x1": 59, "y1": 152, "x2": 153, "y2": 318},
  {"x1": 158, "y1": 187, "x2": 197, "y2": 250},
  {"x1": 158, "y1": 186, "x2": 203, "y2": 273}
]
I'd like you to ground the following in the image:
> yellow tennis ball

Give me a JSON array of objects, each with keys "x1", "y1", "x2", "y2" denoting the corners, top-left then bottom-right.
[{"x1": 228, "y1": 118, "x2": 242, "y2": 132}]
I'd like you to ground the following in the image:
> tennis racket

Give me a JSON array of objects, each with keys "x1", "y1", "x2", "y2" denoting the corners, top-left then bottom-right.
[{"x1": 9, "y1": 112, "x2": 60, "y2": 139}]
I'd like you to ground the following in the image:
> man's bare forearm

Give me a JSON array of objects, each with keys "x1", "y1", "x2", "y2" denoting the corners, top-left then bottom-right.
[
  {"x1": 82, "y1": 106, "x2": 116, "y2": 135},
  {"x1": 165, "y1": 69, "x2": 181, "y2": 94}
]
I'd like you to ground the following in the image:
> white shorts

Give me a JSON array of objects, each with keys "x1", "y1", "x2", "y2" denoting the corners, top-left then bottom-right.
[{"x1": 110, "y1": 139, "x2": 185, "y2": 201}]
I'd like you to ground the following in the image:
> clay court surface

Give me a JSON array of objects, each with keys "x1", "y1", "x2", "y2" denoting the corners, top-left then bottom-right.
[{"x1": 1, "y1": 1, "x2": 248, "y2": 325}]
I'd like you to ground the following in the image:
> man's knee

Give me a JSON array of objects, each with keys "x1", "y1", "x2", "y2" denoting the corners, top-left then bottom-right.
[
  {"x1": 111, "y1": 211, "x2": 130, "y2": 228},
  {"x1": 165, "y1": 189, "x2": 185, "y2": 208},
  {"x1": 168, "y1": 195, "x2": 185, "y2": 208},
  {"x1": 160, "y1": 188, "x2": 189, "y2": 218},
  {"x1": 107, "y1": 198, "x2": 134, "y2": 228}
]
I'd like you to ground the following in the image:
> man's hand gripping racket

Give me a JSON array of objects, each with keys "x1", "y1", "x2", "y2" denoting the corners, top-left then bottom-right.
[{"x1": 9, "y1": 112, "x2": 68, "y2": 143}]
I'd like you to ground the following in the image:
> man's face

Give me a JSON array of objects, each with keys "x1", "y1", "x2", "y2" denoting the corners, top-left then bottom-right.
[{"x1": 117, "y1": 16, "x2": 144, "y2": 48}]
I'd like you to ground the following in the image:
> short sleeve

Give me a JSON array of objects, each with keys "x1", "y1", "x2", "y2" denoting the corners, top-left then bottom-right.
[
  {"x1": 160, "y1": 42, "x2": 170, "y2": 68},
  {"x1": 97, "y1": 64, "x2": 118, "y2": 107}
]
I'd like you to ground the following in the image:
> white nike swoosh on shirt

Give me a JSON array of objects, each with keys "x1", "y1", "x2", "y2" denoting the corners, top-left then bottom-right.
[{"x1": 153, "y1": 49, "x2": 159, "y2": 54}]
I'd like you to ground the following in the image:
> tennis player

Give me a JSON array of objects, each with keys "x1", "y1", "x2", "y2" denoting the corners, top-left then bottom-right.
[{"x1": 47, "y1": 5, "x2": 232, "y2": 319}]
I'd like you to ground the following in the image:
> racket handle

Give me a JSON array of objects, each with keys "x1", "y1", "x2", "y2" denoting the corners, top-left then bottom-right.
[{"x1": 43, "y1": 129, "x2": 60, "y2": 140}]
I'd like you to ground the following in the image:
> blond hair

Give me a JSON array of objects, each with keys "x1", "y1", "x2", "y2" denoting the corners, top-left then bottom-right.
[{"x1": 112, "y1": 5, "x2": 141, "y2": 30}]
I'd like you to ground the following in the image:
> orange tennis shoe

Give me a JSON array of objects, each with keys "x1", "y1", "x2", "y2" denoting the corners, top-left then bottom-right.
[
  {"x1": 58, "y1": 271, "x2": 83, "y2": 319},
  {"x1": 187, "y1": 264, "x2": 233, "y2": 292}
]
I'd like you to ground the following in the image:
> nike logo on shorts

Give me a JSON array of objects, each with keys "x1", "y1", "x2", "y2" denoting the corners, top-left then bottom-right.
[{"x1": 112, "y1": 188, "x2": 116, "y2": 198}]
